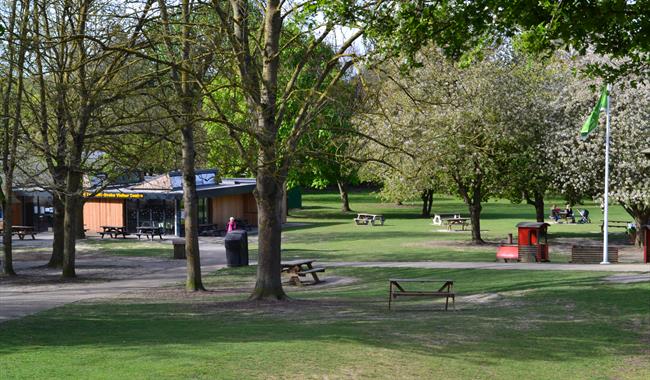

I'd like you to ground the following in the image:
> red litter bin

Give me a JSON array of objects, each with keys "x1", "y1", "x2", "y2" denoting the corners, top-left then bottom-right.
[{"x1": 517, "y1": 222, "x2": 550, "y2": 262}]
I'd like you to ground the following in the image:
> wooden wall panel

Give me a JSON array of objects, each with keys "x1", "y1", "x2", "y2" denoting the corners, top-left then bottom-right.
[
  {"x1": 83, "y1": 199, "x2": 125, "y2": 233},
  {"x1": 243, "y1": 193, "x2": 258, "y2": 226},
  {"x1": 210, "y1": 194, "x2": 245, "y2": 227}
]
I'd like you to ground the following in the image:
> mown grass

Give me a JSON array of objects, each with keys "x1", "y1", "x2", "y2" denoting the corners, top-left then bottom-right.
[
  {"x1": 1, "y1": 266, "x2": 648, "y2": 379},
  {"x1": 79, "y1": 238, "x2": 172, "y2": 258},
  {"x1": 279, "y1": 190, "x2": 633, "y2": 262}
]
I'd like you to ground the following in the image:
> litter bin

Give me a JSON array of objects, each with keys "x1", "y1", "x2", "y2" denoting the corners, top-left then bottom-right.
[
  {"x1": 172, "y1": 238, "x2": 186, "y2": 259},
  {"x1": 225, "y1": 230, "x2": 249, "y2": 267}
]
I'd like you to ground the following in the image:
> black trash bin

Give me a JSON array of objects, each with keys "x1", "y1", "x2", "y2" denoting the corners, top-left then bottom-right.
[
  {"x1": 225, "y1": 230, "x2": 249, "y2": 267},
  {"x1": 172, "y1": 238, "x2": 186, "y2": 259}
]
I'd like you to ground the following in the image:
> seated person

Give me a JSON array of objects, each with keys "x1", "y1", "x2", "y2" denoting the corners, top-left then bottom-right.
[
  {"x1": 565, "y1": 204, "x2": 575, "y2": 223},
  {"x1": 550, "y1": 204, "x2": 561, "y2": 222}
]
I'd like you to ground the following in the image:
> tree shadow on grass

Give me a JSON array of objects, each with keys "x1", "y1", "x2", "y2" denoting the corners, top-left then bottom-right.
[
  {"x1": 0, "y1": 284, "x2": 647, "y2": 369},
  {"x1": 283, "y1": 230, "x2": 436, "y2": 244}
]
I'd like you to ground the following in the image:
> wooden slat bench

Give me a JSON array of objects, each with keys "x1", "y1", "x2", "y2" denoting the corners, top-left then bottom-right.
[
  {"x1": 571, "y1": 246, "x2": 619, "y2": 263},
  {"x1": 388, "y1": 279, "x2": 455, "y2": 311}
]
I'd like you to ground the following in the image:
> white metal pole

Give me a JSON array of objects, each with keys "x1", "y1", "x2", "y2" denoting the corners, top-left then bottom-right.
[{"x1": 602, "y1": 84, "x2": 611, "y2": 264}]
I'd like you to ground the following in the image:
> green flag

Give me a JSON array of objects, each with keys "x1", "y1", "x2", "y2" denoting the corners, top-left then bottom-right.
[{"x1": 580, "y1": 86, "x2": 608, "y2": 140}]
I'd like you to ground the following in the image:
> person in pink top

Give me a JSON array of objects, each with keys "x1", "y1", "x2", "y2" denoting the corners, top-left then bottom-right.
[{"x1": 227, "y1": 217, "x2": 237, "y2": 232}]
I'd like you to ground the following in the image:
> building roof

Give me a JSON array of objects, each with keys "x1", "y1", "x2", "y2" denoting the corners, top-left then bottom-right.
[{"x1": 86, "y1": 172, "x2": 255, "y2": 200}]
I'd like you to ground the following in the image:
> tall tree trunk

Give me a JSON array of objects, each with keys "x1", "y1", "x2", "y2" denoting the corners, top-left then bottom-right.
[
  {"x1": 526, "y1": 191, "x2": 546, "y2": 222},
  {"x1": 47, "y1": 195, "x2": 65, "y2": 268},
  {"x1": 420, "y1": 189, "x2": 433, "y2": 217},
  {"x1": 181, "y1": 123, "x2": 205, "y2": 291},
  {"x1": 421, "y1": 190, "x2": 429, "y2": 217},
  {"x1": 337, "y1": 180, "x2": 351, "y2": 212},
  {"x1": 457, "y1": 169, "x2": 485, "y2": 244},
  {"x1": 249, "y1": 0, "x2": 286, "y2": 300},
  {"x1": 633, "y1": 213, "x2": 649, "y2": 247},
  {"x1": 1, "y1": 0, "x2": 29, "y2": 276},
  {"x1": 534, "y1": 193, "x2": 545, "y2": 223},
  {"x1": 2, "y1": 193, "x2": 16, "y2": 275},
  {"x1": 75, "y1": 197, "x2": 85, "y2": 239},
  {"x1": 62, "y1": 170, "x2": 81, "y2": 278},
  {"x1": 459, "y1": 183, "x2": 484, "y2": 244},
  {"x1": 250, "y1": 163, "x2": 287, "y2": 300},
  {"x1": 468, "y1": 202, "x2": 483, "y2": 244}
]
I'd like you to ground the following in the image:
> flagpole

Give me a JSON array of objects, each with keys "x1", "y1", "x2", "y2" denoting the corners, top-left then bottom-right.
[{"x1": 601, "y1": 83, "x2": 611, "y2": 265}]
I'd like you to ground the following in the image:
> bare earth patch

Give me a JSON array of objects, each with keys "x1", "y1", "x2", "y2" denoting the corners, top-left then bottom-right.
[{"x1": 603, "y1": 273, "x2": 650, "y2": 284}]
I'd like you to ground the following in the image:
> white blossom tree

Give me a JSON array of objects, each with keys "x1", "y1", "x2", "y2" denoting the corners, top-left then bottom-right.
[{"x1": 548, "y1": 71, "x2": 650, "y2": 243}]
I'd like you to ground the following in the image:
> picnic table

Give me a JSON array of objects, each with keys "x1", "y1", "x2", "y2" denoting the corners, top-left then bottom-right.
[
  {"x1": 388, "y1": 278, "x2": 455, "y2": 311},
  {"x1": 354, "y1": 213, "x2": 385, "y2": 226},
  {"x1": 99, "y1": 225, "x2": 129, "y2": 239},
  {"x1": 443, "y1": 217, "x2": 470, "y2": 231},
  {"x1": 281, "y1": 259, "x2": 325, "y2": 285},
  {"x1": 0, "y1": 225, "x2": 37, "y2": 240},
  {"x1": 135, "y1": 226, "x2": 164, "y2": 240},
  {"x1": 431, "y1": 213, "x2": 461, "y2": 226}
]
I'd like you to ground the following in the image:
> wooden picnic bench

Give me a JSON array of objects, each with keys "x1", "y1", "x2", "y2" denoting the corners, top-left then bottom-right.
[
  {"x1": 388, "y1": 278, "x2": 455, "y2": 311},
  {"x1": 198, "y1": 223, "x2": 223, "y2": 236},
  {"x1": 99, "y1": 226, "x2": 130, "y2": 239},
  {"x1": 571, "y1": 246, "x2": 619, "y2": 264},
  {"x1": 354, "y1": 213, "x2": 385, "y2": 226},
  {"x1": 281, "y1": 259, "x2": 325, "y2": 285},
  {"x1": 432, "y1": 213, "x2": 461, "y2": 226},
  {"x1": 135, "y1": 226, "x2": 164, "y2": 240},
  {"x1": 443, "y1": 217, "x2": 470, "y2": 231},
  {"x1": 0, "y1": 225, "x2": 37, "y2": 240}
]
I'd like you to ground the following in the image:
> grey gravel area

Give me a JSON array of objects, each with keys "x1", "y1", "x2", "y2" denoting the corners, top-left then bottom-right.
[
  {"x1": 0, "y1": 234, "x2": 232, "y2": 322},
  {"x1": 1, "y1": 231, "x2": 648, "y2": 323}
]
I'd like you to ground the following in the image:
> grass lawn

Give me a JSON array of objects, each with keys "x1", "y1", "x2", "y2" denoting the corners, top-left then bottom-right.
[
  {"x1": 2, "y1": 190, "x2": 646, "y2": 379},
  {"x1": 79, "y1": 238, "x2": 172, "y2": 258},
  {"x1": 280, "y1": 190, "x2": 634, "y2": 262},
  {"x1": 1, "y1": 267, "x2": 648, "y2": 379}
]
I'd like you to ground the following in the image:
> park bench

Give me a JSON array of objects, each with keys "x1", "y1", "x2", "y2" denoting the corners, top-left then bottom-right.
[
  {"x1": 432, "y1": 213, "x2": 461, "y2": 226},
  {"x1": 354, "y1": 213, "x2": 385, "y2": 226},
  {"x1": 281, "y1": 259, "x2": 325, "y2": 285},
  {"x1": 571, "y1": 246, "x2": 619, "y2": 264},
  {"x1": 600, "y1": 220, "x2": 634, "y2": 233},
  {"x1": 388, "y1": 279, "x2": 455, "y2": 311}
]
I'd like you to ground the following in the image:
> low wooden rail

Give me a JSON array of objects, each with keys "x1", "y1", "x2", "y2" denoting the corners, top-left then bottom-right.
[{"x1": 571, "y1": 246, "x2": 619, "y2": 264}]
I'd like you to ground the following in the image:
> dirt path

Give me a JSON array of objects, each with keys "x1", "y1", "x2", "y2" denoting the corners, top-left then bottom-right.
[
  {"x1": 1, "y1": 233, "x2": 648, "y2": 323},
  {"x1": 324, "y1": 260, "x2": 650, "y2": 272},
  {"x1": 0, "y1": 238, "x2": 228, "y2": 322}
]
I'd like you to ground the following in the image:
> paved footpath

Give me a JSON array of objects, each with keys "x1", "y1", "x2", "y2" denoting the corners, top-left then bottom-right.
[{"x1": 324, "y1": 261, "x2": 650, "y2": 272}]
